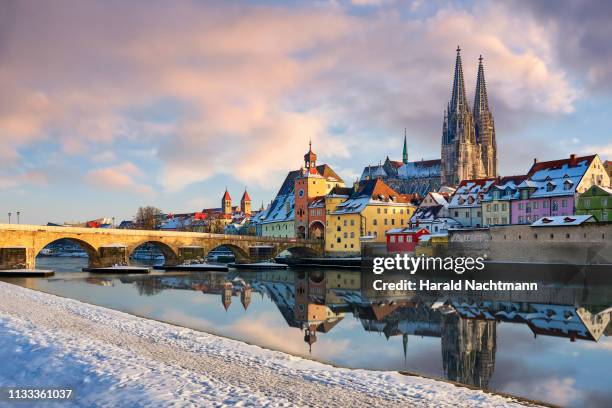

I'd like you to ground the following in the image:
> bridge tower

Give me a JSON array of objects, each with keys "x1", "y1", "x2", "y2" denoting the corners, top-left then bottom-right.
[{"x1": 294, "y1": 142, "x2": 327, "y2": 238}]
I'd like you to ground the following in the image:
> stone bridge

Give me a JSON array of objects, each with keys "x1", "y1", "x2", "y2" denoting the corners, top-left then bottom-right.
[{"x1": 0, "y1": 224, "x2": 323, "y2": 269}]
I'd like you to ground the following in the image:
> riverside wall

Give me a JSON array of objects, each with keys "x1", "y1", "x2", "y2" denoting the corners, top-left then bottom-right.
[{"x1": 443, "y1": 223, "x2": 612, "y2": 265}]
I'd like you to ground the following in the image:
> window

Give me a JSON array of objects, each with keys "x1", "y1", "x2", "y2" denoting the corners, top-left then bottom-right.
[
  {"x1": 533, "y1": 202, "x2": 538, "y2": 209},
  {"x1": 562, "y1": 199, "x2": 567, "y2": 208},
  {"x1": 518, "y1": 203, "x2": 523, "y2": 210},
  {"x1": 400, "y1": 209, "x2": 404, "y2": 214},
  {"x1": 502, "y1": 217, "x2": 507, "y2": 224},
  {"x1": 465, "y1": 212, "x2": 469, "y2": 218},
  {"x1": 550, "y1": 233, "x2": 554, "y2": 239},
  {"x1": 337, "y1": 226, "x2": 341, "y2": 232},
  {"x1": 543, "y1": 201, "x2": 548, "y2": 208},
  {"x1": 373, "y1": 219, "x2": 378, "y2": 226},
  {"x1": 552, "y1": 201, "x2": 558, "y2": 211},
  {"x1": 390, "y1": 236, "x2": 396, "y2": 243},
  {"x1": 534, "y1": 234, "x2": 538, "y2": 239},
  {"x1": 393, "y1": 209, "x2": 396, "y2": 214},
  {"x1": 343, "y1": 232, "x2": 348, "y2": 238},
  {"x1": 350, "y1": 232, "x2": 354, "y2": 238},
  {"x1": 337, "y1": 237, "x2": 341, "y2": 243},
  {"x1": 566, "y1": 233, "x2": 570, "y2": 239},
  {"x1": 377, "y1": 208, "x2": 381, "y2": 214},
  {"x1": 486, "y1": 204, "x2": 491, "y2": 212},
  {"x1": 477, "y1": 211, "x2": 481, "y2": 217},
  {"x1": 384, "y1": 208, "x2": 388, "y2": 214},
  {"x1": 454, "y1": 211, "x2": 459, "y2": 217},
  {"x1": 518, "y1": 216, "x2": 524, "y2": 223},
  {"x1": 398, "y1": 235, "x2": 404, "y2": 243},
  {"x1": 406, "y1": 236, "x2": 412, "y2": 242},
  {"x1": 502, "y1": 203, "x2": 507, "y2": 211},
  {"x1": 343, "y1": 220, "x2": 347, "y2": 226},
  {"x1": 391, "y1": 219, "x2": 395, "y2": 225},
  {"x1": 384, "y1": 219, "x2": 388, "y2": 225},
  {"x1": 350, "y1": 219, "x2": 355, "y2": 226},
  {"x1": 493, "y1": 204, "x2": 498, "y2": 212}
]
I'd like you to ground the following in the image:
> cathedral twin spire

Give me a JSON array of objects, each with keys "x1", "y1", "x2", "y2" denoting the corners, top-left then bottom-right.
[{"x1": 442, "y1": 46, "x2": 497, "y2": 185}]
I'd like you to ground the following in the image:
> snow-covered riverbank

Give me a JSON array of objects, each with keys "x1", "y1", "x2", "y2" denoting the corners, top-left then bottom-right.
[{"x1": 0, "y1": 282, "x2": 539, "y2": 407}]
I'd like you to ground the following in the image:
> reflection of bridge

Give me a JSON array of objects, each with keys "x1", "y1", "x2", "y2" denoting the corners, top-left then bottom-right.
[{"x1": 0, "y1": 224, "x2": 323, "y2": 269}]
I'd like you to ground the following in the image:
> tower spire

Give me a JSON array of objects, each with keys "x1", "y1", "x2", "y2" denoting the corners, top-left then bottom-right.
[
  {"x1": 402, "y1": 129, "x2": 408, "y2": 164},
  {"x1": 450, "y1": 45, "x2": 469, "y2": 113},
  {"x1": 473, "y1": 55, "x2": 490, "y2": 118}
]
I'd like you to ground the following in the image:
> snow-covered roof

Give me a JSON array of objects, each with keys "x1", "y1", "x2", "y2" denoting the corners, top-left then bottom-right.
[
  {"x1": 519, "y1": 156, "x2": 593, "y2": 199},
  {"x1": 386, "y1": 227, "x2": 430, "y2": 235},
  {"x1": 397, "y1": 160, "x2": 441, "y2": 179},
  {"x1": 359, "y1": 165, "x2": 388, "y2": 181},
  {"x1": 448, "y1": 179, "x2": 495, "y2": 208},
  {"x1": 531, "y1": 215, "x2": 594, "y2": 227},
  {"x1": 332, "y1": 179, "x2": 415, "y2": 215}
]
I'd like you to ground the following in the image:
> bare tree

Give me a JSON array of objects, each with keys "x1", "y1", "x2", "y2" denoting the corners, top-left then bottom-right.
[{"x1": 134, "y1": 206, "x2": 163, "y2": 230}]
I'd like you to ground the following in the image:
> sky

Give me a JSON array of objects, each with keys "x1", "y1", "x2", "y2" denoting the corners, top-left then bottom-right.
[{"x1": 1, "y1": 0, "x2": 611, "y2": 225}]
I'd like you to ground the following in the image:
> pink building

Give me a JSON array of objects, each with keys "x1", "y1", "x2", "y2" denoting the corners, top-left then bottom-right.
[{"x1": 511, "y1": 154, "x2": 598, "y2": 224}]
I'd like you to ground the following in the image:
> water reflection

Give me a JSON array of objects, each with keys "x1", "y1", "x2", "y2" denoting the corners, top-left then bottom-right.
[
  {"x1": 111, "y1": 269, "x2": 611, "y2": 391},
  {"x1": 5, "y1": 266, "x2": 611, "y2": 405}
]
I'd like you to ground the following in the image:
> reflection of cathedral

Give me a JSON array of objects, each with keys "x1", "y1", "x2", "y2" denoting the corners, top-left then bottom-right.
[
  {"x1": 441, "y1": 314, "x2": 496, "y2": 389},
  {"x1": 117, "y1": 271, "x2": 611, "y2": 390}
]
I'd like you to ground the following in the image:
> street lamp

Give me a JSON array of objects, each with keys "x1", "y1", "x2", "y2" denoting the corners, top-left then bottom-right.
[
  {"x1": 8, "y1": 212, "x2": 11, "y2": 224},
  {"x1": 16, "y1": 211, "x2": 20, "y2": 224}
]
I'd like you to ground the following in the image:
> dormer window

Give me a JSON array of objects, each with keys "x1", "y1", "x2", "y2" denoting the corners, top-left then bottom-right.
[
  {"x1": 520, "y1": 189, "x2": 529, "y2": 200},
  {"x1": 563, "y1": 180, "x2": 573, "y2": 190},
  {"x1": 458, "y1": 197, "x2": 465, "y2": 205},
  {"x1": 546, "y1": 182, "x2": 555, "y2": 192}
]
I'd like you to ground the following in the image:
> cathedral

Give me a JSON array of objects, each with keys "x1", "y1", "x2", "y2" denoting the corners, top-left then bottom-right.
[
  {"x1": 441, "y1": 47, "x2": 497, "y2": 185},
  {"x1": 361, "y1": 47, "x2": 498, "y2": 194}
]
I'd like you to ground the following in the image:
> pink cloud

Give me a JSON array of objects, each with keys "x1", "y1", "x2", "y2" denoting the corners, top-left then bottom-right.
[
  {"x1": 0, "y1": 0, "x2": 581, "y2": 191},
  {"x1": 84, "y1": 162, "x2": 152, "y2": 195}
]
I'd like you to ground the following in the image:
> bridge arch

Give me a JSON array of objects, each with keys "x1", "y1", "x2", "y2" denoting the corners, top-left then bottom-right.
[
  {"x1": 206, "y1": 243, "x2": 250, "y2": 263},
  {"x1": 273, "y1": 245, "x2": 322, "y2": 259},
  {"x1": 36, "y1": 237, "x2": 100, "y2": 267},
  {"x1": 128, "y1": 240, "x2": 179, "y2": 266},
  {"x1": 308, "y1": 221, "x2": 325, "y2": 240}
]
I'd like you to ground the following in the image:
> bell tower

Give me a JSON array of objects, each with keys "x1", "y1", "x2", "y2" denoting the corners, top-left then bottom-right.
[
  {"x1": 240, "y1": 189, "x2": 251, "y2": 216},
  {"x1": 222, "y1": 188, "x2": 232, "y2": 216}
]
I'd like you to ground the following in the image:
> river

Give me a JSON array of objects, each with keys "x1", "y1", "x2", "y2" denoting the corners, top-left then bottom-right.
[{"x1": 2, "y1": 256, "x2": 611, "y2": 407}]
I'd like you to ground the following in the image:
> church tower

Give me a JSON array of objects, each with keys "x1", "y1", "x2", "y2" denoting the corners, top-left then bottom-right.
[
  {"x1": 473, "y1": 55, "x2": 497, "y2": 178},
  {"x1": 240, "y1": 189, "x2": 251, "y2": 216},
  {"x1": 222, "y1": 188, "x2": 232, "y2": 216},
  {"x1": 441, "y1": 47, "x2": 485, "y2": 186},
  {"x1": 402, "y1": 129, "x2": 408, "y2": 164}
]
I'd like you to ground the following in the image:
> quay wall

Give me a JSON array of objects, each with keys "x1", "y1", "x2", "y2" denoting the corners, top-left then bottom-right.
[{"x1": 444, "y1": 224, "x2": 612, "y2": 265}]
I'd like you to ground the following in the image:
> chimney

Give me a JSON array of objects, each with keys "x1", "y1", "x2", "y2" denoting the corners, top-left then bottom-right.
[
  {"x1": 533, "y1": 158, "x2": 538, "y2": 165},
  {"x1": 569, "y1": 153, "x2": 577, "y2": 166}
]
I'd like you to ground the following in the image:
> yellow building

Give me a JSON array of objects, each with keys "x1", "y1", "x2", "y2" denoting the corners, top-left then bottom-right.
[{"x1": 326, "y1": 179, "x2": 416, "y2": 256}]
